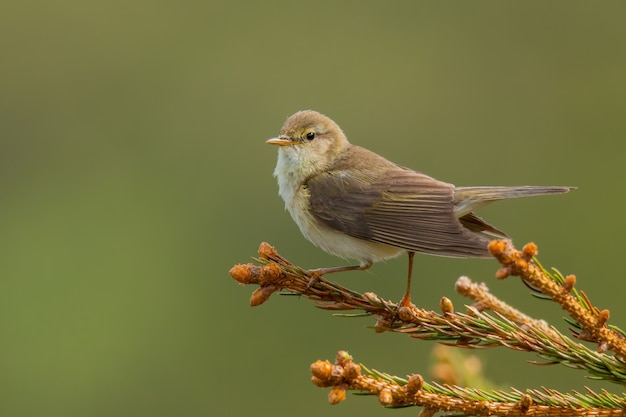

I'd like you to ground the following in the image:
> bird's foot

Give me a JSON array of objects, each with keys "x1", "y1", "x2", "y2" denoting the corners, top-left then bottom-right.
[
  {"x1": 304, "y1": 269, "x2": 323, "y2": 289},
  {"x1": 398, "y1": 292, "x2": 413, "y2": 309},
  {"x1": 392, "y1": 292, "x2": 416, "y2": 324}
]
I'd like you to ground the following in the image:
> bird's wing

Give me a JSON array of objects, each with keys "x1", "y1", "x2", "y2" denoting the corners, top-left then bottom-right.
[{"x1": 306, "y1": 165, "x2": 495, "y2": 258}]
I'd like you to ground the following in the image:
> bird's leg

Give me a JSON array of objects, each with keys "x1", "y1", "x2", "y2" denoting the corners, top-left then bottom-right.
[
  {"x1": 398, "y1": 251, "x2": 415, "y2": 308},
  {"x1": 308, "y1": 260, "x2": 373, "y2": 276},
  {"x1": 306, "y1": 261, "x2": 373, "y2": 288}
]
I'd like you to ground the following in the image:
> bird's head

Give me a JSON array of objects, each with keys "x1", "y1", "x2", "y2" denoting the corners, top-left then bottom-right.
[{"x1": 266, "y1": 110, "x2": 350, "y2": 177}]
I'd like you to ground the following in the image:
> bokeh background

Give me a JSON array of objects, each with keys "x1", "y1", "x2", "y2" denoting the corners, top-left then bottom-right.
[{"x1": 2, "y1": 1, "x2": 625, "y2": 416}]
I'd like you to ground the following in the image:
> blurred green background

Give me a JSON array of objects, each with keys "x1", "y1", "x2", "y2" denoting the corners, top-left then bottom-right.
[{"x1": 2, "y1": 1, "x2": 625, "y2": 416}]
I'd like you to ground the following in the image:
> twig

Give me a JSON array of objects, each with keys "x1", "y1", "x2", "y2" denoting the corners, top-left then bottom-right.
[
  {"x1": 310, "y1": 351, "x2": 626, "y2": 414},
  {"x1": 488, "y1": 241, "x2": 626, "y2": 359}
]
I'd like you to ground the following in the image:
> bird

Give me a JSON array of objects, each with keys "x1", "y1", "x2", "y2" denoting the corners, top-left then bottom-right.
[{"x1": 266, "y1": 110, "x2": 573, "y2": 307}]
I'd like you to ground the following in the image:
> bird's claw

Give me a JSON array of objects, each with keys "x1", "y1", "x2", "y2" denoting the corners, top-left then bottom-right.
[{"x1": 305, "y1": 269, "x2": 324, "y2": 289}]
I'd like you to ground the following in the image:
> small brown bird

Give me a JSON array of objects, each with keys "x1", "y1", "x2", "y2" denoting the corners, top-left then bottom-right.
[{"x1": 266, "y1": 110, "x2": 572, "y2": 307}]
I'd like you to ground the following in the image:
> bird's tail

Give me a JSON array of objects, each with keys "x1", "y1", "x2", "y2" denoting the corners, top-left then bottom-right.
[{"x1": 453, "y1": 186, "x2": 574, "y2": 217}]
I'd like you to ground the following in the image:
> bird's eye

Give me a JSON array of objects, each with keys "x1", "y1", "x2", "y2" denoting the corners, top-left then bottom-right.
[{"x1": 305, "y1": 132, "x2": 315, "y2": 141}]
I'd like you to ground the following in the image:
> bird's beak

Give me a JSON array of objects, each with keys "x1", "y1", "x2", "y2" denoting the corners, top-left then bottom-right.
[{"x1": 266, "y1": 136, "x2": 298, "y2": 146}]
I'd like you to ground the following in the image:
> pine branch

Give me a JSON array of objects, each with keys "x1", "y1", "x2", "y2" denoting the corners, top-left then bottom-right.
[
  {"x1": 229, "y1": 240, "x2": 626, "y2": 413},
  {"x1": 488, "y1": 241, "x2": 626, "y2": 358},
  {"x1": 311, "y1": 351, "x2": 626, "y2": 414}
]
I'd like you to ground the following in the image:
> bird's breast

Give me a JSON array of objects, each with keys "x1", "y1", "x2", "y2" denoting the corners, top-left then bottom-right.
[{"x1": 277, "y1": 172, "x2": 403, "y2": 263}]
